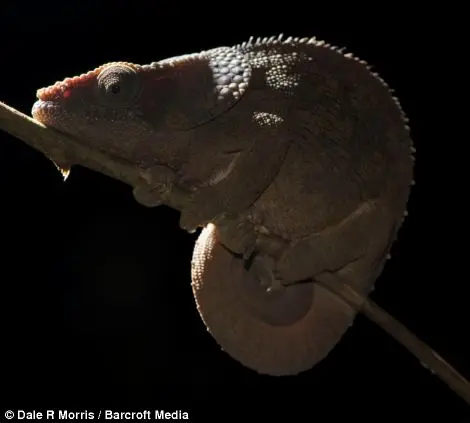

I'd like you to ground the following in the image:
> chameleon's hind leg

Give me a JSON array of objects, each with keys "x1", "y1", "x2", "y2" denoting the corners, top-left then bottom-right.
[{"x1": 275, "y1": 199, "x2": 402, "y2": 293}]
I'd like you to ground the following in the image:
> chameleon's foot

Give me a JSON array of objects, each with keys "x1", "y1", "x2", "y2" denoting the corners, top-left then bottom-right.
[
  {"x1": 133, "y1": 165, "x2": 177, "y2": 208},
  {"x1": 246, "y1": 253, "x2": 283, "y2": 292},
  {"x1": 132, "y1": 186, "x2": 164, "y2": 207},
  {"x1": 191, "y1": 223, "x2": 358, "y2": 376}
]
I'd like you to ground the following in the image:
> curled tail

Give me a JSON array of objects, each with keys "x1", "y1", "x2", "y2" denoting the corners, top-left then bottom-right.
[{"x1": 191, "y1": 223, "x2": 359, "y2": 376}]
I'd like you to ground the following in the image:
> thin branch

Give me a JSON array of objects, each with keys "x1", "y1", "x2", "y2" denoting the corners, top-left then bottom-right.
[
  {"x1": 1, "y1": 100, "x2": 469, "y2": 405},
  {"x1": 0, "y1": 101, "x2": 188, "y2": 211},
  {"x1": 362, "y1": 299, "x2": 470, "y2": 405},
  {"x1": 322, "y1": 279, "x2": 470, "y2": 405}
]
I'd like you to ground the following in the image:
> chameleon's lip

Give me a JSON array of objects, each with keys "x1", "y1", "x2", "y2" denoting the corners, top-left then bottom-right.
[{"x1": 31, "y1": 99, "x2": 61, "y2": 123}]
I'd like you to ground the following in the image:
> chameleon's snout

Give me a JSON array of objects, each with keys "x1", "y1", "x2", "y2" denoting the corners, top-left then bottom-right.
[{"x1": 31, "y1": 99, "x2": 61, "y2": 126}]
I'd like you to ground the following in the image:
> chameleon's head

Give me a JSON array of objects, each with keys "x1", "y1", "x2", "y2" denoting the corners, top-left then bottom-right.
[
  {"x1": 32, "y1": 52, "x2": 251, "y2": 159},
  {"x1": 32, "y1": 62, "x2": 157, "y2": 154}
]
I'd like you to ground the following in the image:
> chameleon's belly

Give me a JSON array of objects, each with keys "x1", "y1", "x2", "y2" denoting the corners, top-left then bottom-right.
[{"x1": 249, "y1": 144, "x2": 365, "y2": 243}]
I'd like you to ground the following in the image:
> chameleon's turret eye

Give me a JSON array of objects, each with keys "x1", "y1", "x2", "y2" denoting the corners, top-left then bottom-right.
[{"x1": 97, "y1": 64, "x2": 140, "y2": 105}]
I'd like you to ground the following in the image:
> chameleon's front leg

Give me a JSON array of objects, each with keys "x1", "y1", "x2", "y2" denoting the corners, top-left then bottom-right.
[
  {"x1": 191, "y1": 223, "x2": 357, "y2": 376},
  {"x1": 178, "y1": 114, "x2": 290, "y2": 232}
]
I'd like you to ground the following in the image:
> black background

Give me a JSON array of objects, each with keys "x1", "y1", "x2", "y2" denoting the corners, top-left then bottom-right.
[{"x1": 1, "y1": 4, "x2": 468, "y2": 421}]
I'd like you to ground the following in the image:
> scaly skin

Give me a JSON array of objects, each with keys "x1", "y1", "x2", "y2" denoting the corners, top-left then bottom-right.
[{"x1": 32, "y1": 35, "x2": 414, "y2": 376}]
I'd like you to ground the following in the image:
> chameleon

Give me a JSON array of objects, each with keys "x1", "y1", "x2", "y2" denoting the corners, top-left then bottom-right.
[{"x1": 31, "y1": 35, "x2": 414, "y2": 376}]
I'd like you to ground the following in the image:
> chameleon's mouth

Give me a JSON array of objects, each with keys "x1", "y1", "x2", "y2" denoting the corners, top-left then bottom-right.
[{"x1": 31, "y1": 99, "x2": 62, "y2": 125}]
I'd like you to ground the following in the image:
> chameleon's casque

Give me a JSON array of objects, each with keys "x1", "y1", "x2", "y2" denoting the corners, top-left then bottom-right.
[{"x1": 32, "y1": 35, "x2": 414, "y2": 376}]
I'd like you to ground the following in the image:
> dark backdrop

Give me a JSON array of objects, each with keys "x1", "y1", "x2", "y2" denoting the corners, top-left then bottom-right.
[{"x1": 1, "y1": 4, "x2": 467, "y2": 421}]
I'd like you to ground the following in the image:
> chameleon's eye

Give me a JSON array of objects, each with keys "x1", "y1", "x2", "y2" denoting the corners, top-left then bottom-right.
[{"x1": 97, "y1": 64, "x2": 140, "y2": 105}]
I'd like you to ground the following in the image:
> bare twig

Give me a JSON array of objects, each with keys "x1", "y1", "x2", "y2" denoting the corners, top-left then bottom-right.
[
  {"x1": 322, "y1": 279, "x2": 470, "y2": 405},
  {"x1": 1, "y1": 100, "x2": 469, "y2": 405},
  {"x1": 361, "y1": 299, "x2": 470, "y2": 405},
  {"x1": 0, "y1": 101, "x2": 188, "y2": 211}
]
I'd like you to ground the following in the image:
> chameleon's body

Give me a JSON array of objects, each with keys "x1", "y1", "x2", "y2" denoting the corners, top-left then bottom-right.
[{"x1": 32, "y1": 35, "x2": 414, "y2": 376}]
